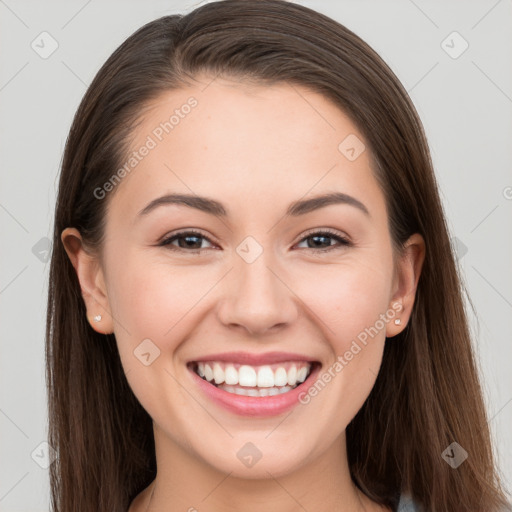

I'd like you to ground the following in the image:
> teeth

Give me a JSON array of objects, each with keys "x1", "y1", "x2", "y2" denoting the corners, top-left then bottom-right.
[
  {"x1": 204, "y1": 363, "x2": 213, "y2": 382},
  {"x1": 213, "y1": 363, "x2": 224, "y2": 384},
  {"x1": 194, "y1": 360, "x2": 313, "y2": 391},
  {"x1": 274, "y1": 367, "x2": 288, "y2": 387},
  {"x1": 257, "y1": 366, "x2": 274, "y2": 387},
  {"x1": 217, "y1": 383, "x2": 293, "y2": 397},
  {"x1": 297, "y1": 366, "x2": 309, "y2": 383},
  {"x1": 224, "y1": 364, "x2": 238, "y2": 385},
  {"x1": 287, "y1": 366, "x2": 297, "y2": 386},
  {"x1": 239, "y1": 365, "x2": 257, "y2": 387}
]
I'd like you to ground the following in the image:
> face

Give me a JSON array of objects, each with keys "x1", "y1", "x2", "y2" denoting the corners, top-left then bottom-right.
[{"x1": 67, "y1": 76, "x2": 419, "y2": 479}]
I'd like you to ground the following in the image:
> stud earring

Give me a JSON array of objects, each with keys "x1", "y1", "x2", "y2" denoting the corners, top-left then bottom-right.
[
  {"x1": 394, "y1": 318, "x2": 401, "y2": 325},
  {"x1": 93, "y1": 315, "x2": 102, "y2": 322}
]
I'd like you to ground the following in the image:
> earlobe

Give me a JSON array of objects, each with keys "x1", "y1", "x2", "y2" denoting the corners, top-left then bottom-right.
[
  {"x1": 386, "y1": 233, "x2": 425, "y2": 338},
  {"x1": 61, "y1": 227, "x2": 114, "y2": 335}
]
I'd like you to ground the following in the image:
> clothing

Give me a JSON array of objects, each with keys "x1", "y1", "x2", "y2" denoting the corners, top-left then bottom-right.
[
  {"x1": 397, "y1": 494, "x2": 418, "y2": 511},
  {"x1": 396, "y1": 494, "x2": 512, "y2": 511}
]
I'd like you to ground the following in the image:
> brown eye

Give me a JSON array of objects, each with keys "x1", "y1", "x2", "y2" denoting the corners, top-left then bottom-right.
[
  {"x1": 159, "y1": 230, "x2": 215, "y2": 253},
  {"x1": 296, "y1": 230, "x2": 351, "y2": 253}
]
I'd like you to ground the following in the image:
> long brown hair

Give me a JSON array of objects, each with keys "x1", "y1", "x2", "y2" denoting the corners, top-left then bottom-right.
[{"x1": 46, "y1": 1, "x2": 510, "y2": 510}]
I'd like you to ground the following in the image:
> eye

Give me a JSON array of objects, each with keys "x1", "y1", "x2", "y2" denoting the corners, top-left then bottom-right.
[
  {"x1": 158, "y1": 228, "x2": 351, "y2": 254},
  {"x1": 295, "y1": 229, "x2": 351, "y2": 253},
  {"x1": 159, "y1": 230, "x2": 216, "y2": 253}
]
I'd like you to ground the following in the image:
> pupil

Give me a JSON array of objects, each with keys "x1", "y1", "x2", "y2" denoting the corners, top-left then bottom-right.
[
  {"x1": 309, "y1": 235, "x2": 330, "y2": 248},
  {"x1": 178, "y1": 234, "x2": 332, "y2": 250},
  {"x1": 181, "y1": 235, "x2": 201, "y2": 249}
]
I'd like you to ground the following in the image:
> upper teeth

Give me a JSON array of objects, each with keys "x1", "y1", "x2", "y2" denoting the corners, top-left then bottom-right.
[{"x1": 195, "y1": 361, "x2": 311, "y2": 388}]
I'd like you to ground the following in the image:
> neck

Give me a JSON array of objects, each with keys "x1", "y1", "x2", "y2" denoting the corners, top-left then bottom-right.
[{"x1": 136, "y1": 424, "x2": 388, "y2": 512}]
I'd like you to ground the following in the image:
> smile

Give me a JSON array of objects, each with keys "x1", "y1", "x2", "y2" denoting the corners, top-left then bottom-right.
[
  {"x1": 187, "y1": 353, "x2": 321, "y2": 417},
  {"x1": 192, "y1": 361, "x2": 313, "y2": 397}
]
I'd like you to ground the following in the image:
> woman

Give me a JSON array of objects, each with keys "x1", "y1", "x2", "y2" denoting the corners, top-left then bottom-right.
[{"x1": 46, "y1": 1, "x2": 510, "y2": 511}]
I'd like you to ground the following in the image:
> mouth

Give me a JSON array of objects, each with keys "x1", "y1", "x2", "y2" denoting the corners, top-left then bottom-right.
[{"x1": 187, "y1": 359, "x2": 319, "y2": 397}]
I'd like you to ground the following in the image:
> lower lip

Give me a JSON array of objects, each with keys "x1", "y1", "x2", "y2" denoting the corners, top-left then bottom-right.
[{"x1": 189, "y1": 364, "x2": 321, "y2": 417}]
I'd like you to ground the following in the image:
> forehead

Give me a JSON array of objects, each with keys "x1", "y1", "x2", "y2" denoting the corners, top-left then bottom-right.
[{"x1": 110, "y1": 77, "x2": 385, "y2": 221}]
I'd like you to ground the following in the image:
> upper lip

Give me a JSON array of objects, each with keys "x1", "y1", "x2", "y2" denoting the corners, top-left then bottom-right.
[{"x1": 188, "y1": 351, "x2": 319, "y2": 366}]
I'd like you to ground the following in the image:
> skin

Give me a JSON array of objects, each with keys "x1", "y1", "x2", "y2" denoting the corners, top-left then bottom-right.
[{"x1": 62, "y1": 76, "x2": 425, "y2": 512}]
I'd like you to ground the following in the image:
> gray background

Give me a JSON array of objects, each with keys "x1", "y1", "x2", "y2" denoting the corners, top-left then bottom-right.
[{"x1": 1, "y1": 0, "x2": 511, "y2": 510}]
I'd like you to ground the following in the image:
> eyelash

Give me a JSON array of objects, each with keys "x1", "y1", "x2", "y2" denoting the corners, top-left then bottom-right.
[{"x1": 158, "y1": 228, "x2": 352, "y2": 255}]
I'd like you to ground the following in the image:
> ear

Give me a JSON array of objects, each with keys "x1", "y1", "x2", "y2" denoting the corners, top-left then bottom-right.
[
  {"x1": 386, "y1": 233, "x2": 425, "y2": 338},
  {"x1": 61, "y1": 227, "x2": 114, "y2": 335}
]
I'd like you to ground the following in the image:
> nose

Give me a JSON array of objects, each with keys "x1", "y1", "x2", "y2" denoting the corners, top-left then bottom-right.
[{"x1": 216, "y1": 249, "x2": 299, "y2": 336}]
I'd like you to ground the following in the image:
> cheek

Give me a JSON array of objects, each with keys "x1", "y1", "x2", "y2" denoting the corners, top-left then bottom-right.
[
  {"x1": 288, "y1": 283, "x2": 386, "y2": 438},
  {"x1": 107, "y1": 248, "x2": 212, "y2": 340},
  {"x1": 296, "y1": 258, "x2": 393, "y2": 349},
  {"x1": 104, "y1": 250, "x2": 211, "y2": 421},
  {"x1": 294, "y1": 258, "x2": 392, "y2": 412}
]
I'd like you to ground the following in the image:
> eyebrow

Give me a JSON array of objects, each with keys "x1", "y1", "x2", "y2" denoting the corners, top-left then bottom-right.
[{"x1": 137, "y1": 191, "x2": 370, "y2": 219}]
